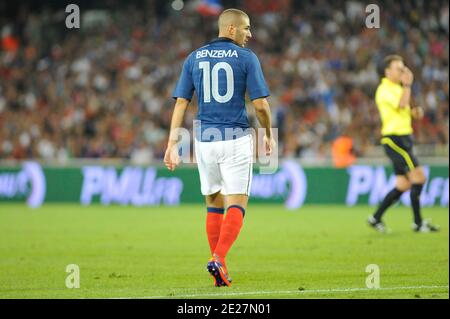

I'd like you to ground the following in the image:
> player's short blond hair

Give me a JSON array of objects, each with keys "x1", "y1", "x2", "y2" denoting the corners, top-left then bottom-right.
[{"x1": 218, "y1": 8, "x2": 249, "y2": 30}]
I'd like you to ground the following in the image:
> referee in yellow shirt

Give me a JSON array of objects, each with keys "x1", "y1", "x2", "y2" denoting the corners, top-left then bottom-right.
[{"x1": 368, "y1": 55, "x2": 439, "y2": 233}]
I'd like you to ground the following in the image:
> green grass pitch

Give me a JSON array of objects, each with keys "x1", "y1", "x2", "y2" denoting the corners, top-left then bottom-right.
[{"x1": 0, "y1": 204, "x2": 448, "y2": 299}]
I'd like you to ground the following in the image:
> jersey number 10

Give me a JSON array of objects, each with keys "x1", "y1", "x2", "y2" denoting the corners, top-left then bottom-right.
[{"x1": 199, "y1": 61, "x2": 234, "y2": 103}]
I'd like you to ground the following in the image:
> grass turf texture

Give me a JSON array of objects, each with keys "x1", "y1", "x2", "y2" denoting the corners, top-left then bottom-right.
[{"x1": 0, "y1": 204, "x2": 448, "y2": 299}]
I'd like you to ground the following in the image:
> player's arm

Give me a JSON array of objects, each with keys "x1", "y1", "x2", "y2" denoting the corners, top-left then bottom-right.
[
  {"x1": 246, "y1": 51, "x2": 275, "y2": 155},
  {"x1": 165, "y1": 53, "x2": 194, "y2": 171},
  {"x1": 252, "y1": 97, "x2": 275, "y2": 155},
  {"x1": 164, "y1": 98, "x2": 189, "y2": 171},
  {"x1": 399, "y1": 67, "x2": 413, "y2": 108},
  {"x1": 252, "y1": 97, "x2": 272, "y2": 138}
]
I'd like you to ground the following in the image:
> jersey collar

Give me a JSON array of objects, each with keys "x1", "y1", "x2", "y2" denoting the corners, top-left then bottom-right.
[
  {"x1": 209, "y1": 37, "x2": 237, "y2": 45},
  {"x1": 382, "y1": 77, "x2": 401, "y2": 87}
]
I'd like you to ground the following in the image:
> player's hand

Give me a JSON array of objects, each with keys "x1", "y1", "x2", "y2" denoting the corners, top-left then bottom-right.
[
  {"x1": 263, "y1": 135, "x2": 276, "y2": 156},
  {"x1": 411, "y1": 106, "x2": 424, "y2": 120},
  {"x1": 401, "y1": 67, "x2": 414, "y2": 86},
  {"x1": 164, "y1": 144, "x2": 180, "y2": 171}
]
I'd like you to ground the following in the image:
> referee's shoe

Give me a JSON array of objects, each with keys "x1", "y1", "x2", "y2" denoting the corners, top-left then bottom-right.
[
  {"x1": 368, "y1": 216, "x2": 390, "y2": 234},
  {"x1": 412, "y1": 220, "x2": 440, "y2": 233}
]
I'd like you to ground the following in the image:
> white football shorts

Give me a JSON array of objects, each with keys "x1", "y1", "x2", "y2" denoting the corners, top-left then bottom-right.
[{"x1": 194, "y1": 134, "x2": 253, "y2": 196}]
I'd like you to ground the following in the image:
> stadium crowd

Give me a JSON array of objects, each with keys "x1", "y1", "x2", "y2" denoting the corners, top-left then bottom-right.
[{"x1": 0, "y1": 0, "x2": 448, "y2": 163}]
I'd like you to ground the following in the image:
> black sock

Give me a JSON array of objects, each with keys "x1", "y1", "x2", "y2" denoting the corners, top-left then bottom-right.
[
  {"x1": 373, "y1": 188, "x2": 404, "y2": 221},
  {"x1": 410, "y1": 184, "x2": 424, "y2": 226}
]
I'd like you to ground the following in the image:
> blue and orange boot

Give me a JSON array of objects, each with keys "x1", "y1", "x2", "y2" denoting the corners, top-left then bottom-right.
[{"x1": 206, "y1": 254, "x2": 232, "y2": 287}]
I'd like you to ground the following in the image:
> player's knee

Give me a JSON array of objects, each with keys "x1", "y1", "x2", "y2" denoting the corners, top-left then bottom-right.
[
  {"x1": 396, "y1": 179, "x2": 411, "y2": 192},
  {"x1": 205, "y1": 191, "x2": 224, "y2": 207},
  {"x1": 415, "y1": 174, "x2": 426, "y2": 185},
  {"x1": 402, "y1": 183, "x2": 411, "y2": 192},
  {"x1": 410, "y1": 169, "x2": 426, "y2": 185},
  {"x1": 226, "y1": 194, "x2": 248, "y2": 210}
]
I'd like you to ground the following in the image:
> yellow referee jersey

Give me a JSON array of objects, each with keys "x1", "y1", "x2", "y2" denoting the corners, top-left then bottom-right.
[{"x1": 375, "y1": 77, "x2": 413, "y2": 136}]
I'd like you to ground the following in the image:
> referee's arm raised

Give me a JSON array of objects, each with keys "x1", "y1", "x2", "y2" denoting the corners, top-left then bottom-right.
[{"x1": 399, "y1": 67, "x2": 413, "y2": 108}]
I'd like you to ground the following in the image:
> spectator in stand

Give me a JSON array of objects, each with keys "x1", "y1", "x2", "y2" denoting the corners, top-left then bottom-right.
[{"x1": 0, "y1": 0, "x2": 448, "y2": 162}]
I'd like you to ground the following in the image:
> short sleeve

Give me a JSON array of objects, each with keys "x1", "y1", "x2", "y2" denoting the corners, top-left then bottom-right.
[
  {"x1": 246, "y1": 52, "x2": 270, "y2": 100},
  {"x1": 172, "y1": 54, "x2": 194, "y2": 100}
]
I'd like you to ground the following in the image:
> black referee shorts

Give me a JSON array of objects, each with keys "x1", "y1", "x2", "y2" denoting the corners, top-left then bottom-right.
[{"x1": 381, "y1": 135, "x2": 420, "y2": 175}]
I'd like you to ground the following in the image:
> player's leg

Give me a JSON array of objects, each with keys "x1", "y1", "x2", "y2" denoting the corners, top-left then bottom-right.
[
  {"x1": 408, "y1": 166, "x2": 426, "y2": 227},
  {"x1": 196, "y1": 139, "x2": 231, "y2": 286},
  {"x1": 398, "y1": 135, "x2": 439, "y2": 232},
  {"x1": 408, "y1": 166, "x2": 439, "y2": 232},
  {"x1": 372, "y1": 174, "x2": 410, "y2": 221},
  {"x1": 214, "y1": 193, "x2": 248, "y2": 265},
  {"x1": 369, "y1": 136, "x2": 410, "y2": 232},
  {"x1": 195, "y1": 137, "x2": 227, "y2": 274},
  {"x1": 209, "y1": 193, "x2": 248, "y2": 287},
  {"x1": 210, "y1": 135, "x2": 253, "y2": 286},
  {"x1": 205, "y1": 191, "x2": 225, "y2": 256}
]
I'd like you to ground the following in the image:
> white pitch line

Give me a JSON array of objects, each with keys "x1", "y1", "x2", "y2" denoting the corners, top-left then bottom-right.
[{"x1": 111, "y1": 285, "x2": 449, "y2": 299}]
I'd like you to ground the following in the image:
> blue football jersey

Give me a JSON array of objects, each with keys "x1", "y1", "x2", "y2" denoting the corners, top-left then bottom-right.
[{"x1": 172, "y1": 38, "x2": 270, "y2": 142}]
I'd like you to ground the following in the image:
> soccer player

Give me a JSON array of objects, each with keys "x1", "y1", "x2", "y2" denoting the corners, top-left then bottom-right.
[
  {"x1": 164, "y1": 8, "x2": 275, "y2": 286},
  {"x1": 368, "y1": 55, "x2": 439, "y2": 233}
]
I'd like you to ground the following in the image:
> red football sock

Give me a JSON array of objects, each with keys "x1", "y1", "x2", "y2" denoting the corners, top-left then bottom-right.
[
  {"x1": 214, "y1": 205, "x2": 245, "y2": 265},
  {"x1": 206, "y1": 207, "x2": 224, "y2": 255}
]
